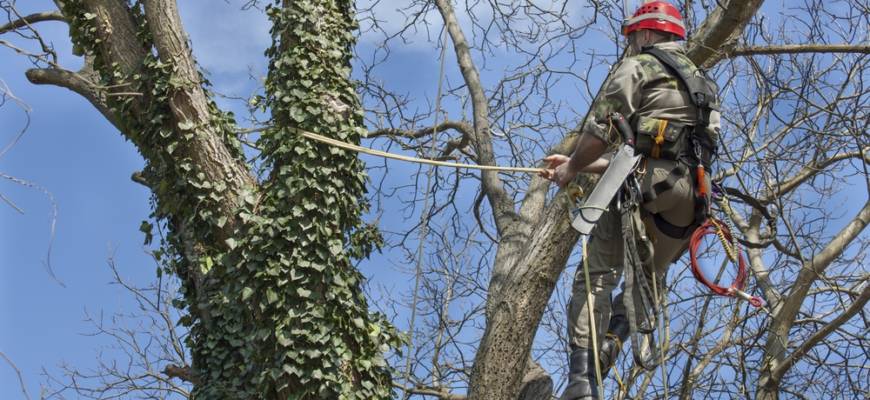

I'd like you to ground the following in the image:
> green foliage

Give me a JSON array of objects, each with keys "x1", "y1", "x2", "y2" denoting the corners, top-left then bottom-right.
[
  {"x1": 229, "y1": 1, "x2": 400, "y2": 397},
  {"x1": 61, "y1": 1, "x2": 399, "y2": 398}
]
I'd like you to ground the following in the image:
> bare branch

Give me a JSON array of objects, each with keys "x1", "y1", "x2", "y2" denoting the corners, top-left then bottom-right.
[
  {"x1": 0, "y1": 11, "x2": 65, "y2": 35},
  {"x1": 25, "y1": 66, "x2": 122, "y2": 130},
  {"x1": 163, "y1": 364, "x2": 199, "y2": 385},
  {"x1": 394, "y1": 382, "x2": 466, "y2": 400},
  {"x1": 772, "y1": 283, "x2": 870, "y2": 381},
  {"x1": 434, "y1": 0, "x2": 514, "y2": 235},
  {"x1": 762, "y1": 149, "x2": 869, "y2": 203},
  {"x1": 0, "y1": 351, "x2": 31, "y2": 400},
  {"x1": 367, "y1": 120, "x2": 473, "y2": 139},
  {"x1": 728, "y1": 44, "x2": 870, "y2": 57}
]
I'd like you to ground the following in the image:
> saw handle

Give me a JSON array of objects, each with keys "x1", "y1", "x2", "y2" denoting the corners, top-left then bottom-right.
[{"x1": 609, "y1": 112, "x2": 635, "y2": 147}]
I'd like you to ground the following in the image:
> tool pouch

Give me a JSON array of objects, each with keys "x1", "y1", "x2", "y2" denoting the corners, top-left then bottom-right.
[{"x1": 634, "y1": 116, "x2": 690, "y2": 161}]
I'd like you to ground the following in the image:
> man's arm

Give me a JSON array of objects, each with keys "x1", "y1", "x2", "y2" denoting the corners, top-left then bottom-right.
[
  {"x1": 543, "y1": 59, "x2": 644, "y2": 186},
  {"x1": 567, "y1": 132, "x2": 608, "y2": 174},
  {"x1": 540, "y1": 152, "x2": 612, "y2": 181}
]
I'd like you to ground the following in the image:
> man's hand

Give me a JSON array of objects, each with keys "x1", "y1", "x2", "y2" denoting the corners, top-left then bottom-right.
[{"x1": 540, "y1": 154, "x2": 578, "y2": 187}]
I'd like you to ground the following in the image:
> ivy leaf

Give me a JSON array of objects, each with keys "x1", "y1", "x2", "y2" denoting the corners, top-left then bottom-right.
[
  {"x1": 282, "y1": 364, "x2": 300, "y2": 377},
  {"x1": 177, "y1": 120, "x2": 195, "y2": 130},
  {"x1": 266, "y1": 288, "x2": 279, "y2": 304},
  {"x1": 201, "y1": 256, "x2": 214, "y2": 273},
  {"x1": 297, "y1": 287, "x2": 312, "y2": 298},
  {"x1": 139, "y1": 220, "x2": 153, "y2": 246},
  {"x1": 241, "y1": 287, "x2": 254, "y2": 301},
  {"x1": 328, "y1": 239, "x2": 343, "y2": 256},
  {"x1": 276, "y1": 332, "x2": 292, "y2": 346}
]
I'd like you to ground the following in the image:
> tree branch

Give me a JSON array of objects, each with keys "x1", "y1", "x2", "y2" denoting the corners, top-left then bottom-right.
[
  {"x1": 762, "y1": 200, "x2": 870, "y2": 386},
  {"x1": 434, "y1": 0, "x2": 514, "y2": 236},
  {"x1": 0, "y1": 351, "x2": 31, "y2": 400},
  {"x1": 800, "y1": 201, "x2": 870, "y2": 288},
  {"x1": 392, "y1": 382, "x2": 466, "y2": 400},
  {"x1": 686, "y1": 0, "x2": 766, "y2": 67},
  {"x1": 772, "y1": 283, "x2": 870, "y2": 381},
  {"x1": 727, "y1": 44, "x2": 870, "y2": 58},
  {"x1": 762, "y1": 149, "x2": 869, "y2": 203},
  {"x1": 25, "y1": 64, "x2": 122, "y2": 130},
  {"x1": 143, "y1": 0, "x2": 256, "y2": 241},
  {"x1": 0, "y1": 11, "x2": 65, "y2": 35},
  {"x1": 77, "y1": 0, "x2": 147, "y2": 73},
  {"x1": 163, "y1": 364, "x2": 200, "y2": 385},
  {"x1": 367, "y1": 120, "x2": 473, "y2": 139}
]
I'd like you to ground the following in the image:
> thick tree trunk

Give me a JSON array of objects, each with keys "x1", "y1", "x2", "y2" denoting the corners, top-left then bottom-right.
[
  {"x1": 469, "y1": 198, "x2": 580, "y2": 399},
  {"x1": 31, "y1": 1, "x2": 399, "y2": 398}
]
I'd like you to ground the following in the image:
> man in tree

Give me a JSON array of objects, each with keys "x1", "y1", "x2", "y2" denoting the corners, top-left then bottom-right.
[{"x1": 541, "y1": 2, "x2": 721, "y2": 399}]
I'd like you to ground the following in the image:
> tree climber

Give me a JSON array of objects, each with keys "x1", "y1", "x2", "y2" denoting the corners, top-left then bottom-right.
[{"x1": 540, "y1": 2, "x2": 721, "y2": 399}]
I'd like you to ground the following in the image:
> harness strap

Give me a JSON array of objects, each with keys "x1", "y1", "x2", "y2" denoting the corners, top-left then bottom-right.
[
  {"x1": 620, "y1": 180, "x2": 660, "y2": 371},
  {"x1": 652, "y1": 213, "x2": 693, "y2": 239},
  {"x1": 639, "y1": 162, "x2": 701, "y2": 239},
  {"x1": 641, "y1": 163, "x2": 687, "y2": 204},
  {"x1": 640, "y1": 47, "x2": 717, "y2": 231},
  {"x1": 641, "y1": 47, "x2": 711, "y2": 111},
  {"x1": 641, "y1": 46, "x2": 717, "y2": 167}
]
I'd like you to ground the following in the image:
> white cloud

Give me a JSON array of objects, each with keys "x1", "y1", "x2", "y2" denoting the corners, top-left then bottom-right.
[{"x1": 178, "y1": 1, "x2": 271, "y2": 76}]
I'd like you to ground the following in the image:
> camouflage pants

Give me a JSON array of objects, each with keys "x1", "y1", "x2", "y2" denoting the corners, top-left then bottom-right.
[{"x1": 567, "y1": 158, "x2": 702, "y2": 350}]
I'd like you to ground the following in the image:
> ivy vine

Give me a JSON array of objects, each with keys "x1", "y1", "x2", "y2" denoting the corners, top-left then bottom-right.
[{"x1": 60, "y1": 0, "x2": 401, "y2": 398}]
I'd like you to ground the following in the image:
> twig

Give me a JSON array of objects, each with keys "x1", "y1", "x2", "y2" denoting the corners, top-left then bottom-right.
[{"x1": 0, "y1": 351, "x2": 32, "y2": 400}]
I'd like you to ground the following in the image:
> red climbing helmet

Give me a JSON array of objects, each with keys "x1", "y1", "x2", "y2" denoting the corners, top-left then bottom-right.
[{"x1": 623, "y1": 1, "x2": 686, "y2": 40}]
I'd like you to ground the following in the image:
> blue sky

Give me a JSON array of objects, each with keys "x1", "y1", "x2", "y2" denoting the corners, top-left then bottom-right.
[
  {"x1": 1, "y1": 0, "x2": 866, "y2": 399},
  {"x1": 0, "y1": 2, "x2": 268, "y2": 397},
  {"x1": 0, "y1": 1, "x2": 463, "y2": 397}
]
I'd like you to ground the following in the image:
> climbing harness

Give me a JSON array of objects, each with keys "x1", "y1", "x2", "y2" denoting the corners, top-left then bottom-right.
[{"x1": 636, "y1": 46, "x2": 719, "y2": 238}]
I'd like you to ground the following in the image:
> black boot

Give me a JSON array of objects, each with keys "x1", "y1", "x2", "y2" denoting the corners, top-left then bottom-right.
[
  {"x1": 559, "y1": 348, "x2": 600, "y2": 400},
  {"x1": 599, "y1": 313, "x2": 630, "y2": 376}
]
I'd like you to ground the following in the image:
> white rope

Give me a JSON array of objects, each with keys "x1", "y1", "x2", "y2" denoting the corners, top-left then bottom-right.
[
  {"x1": 581, "y1": 235, "x2": 605, "y2": 399},
  {"x1": 293, "y1": 129, "x2": 544, "y2": 174}
]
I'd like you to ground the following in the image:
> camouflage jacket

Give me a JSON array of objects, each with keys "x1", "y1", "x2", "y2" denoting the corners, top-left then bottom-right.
[{"x1": 581, "y1": 41, "x2": 721, "y2": 154}]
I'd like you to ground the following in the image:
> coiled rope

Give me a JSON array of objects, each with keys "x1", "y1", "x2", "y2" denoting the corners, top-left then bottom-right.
[{"x1": 688, "y1": 218, "x2": 764, "y2": 308}]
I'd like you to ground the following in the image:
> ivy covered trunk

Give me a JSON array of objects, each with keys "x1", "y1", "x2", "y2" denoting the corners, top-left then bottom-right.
[
  {"x1": 36, "y1": 0, "x2": 399, "y2": 399},
  {"x1": 233, "y1": 0, "x2": 401, "y2": 398}
]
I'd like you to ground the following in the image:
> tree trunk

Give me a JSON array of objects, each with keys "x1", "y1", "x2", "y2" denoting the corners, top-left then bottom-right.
[{"x1": 30, "y1": 1, "x2": 400, "y2": 398}]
